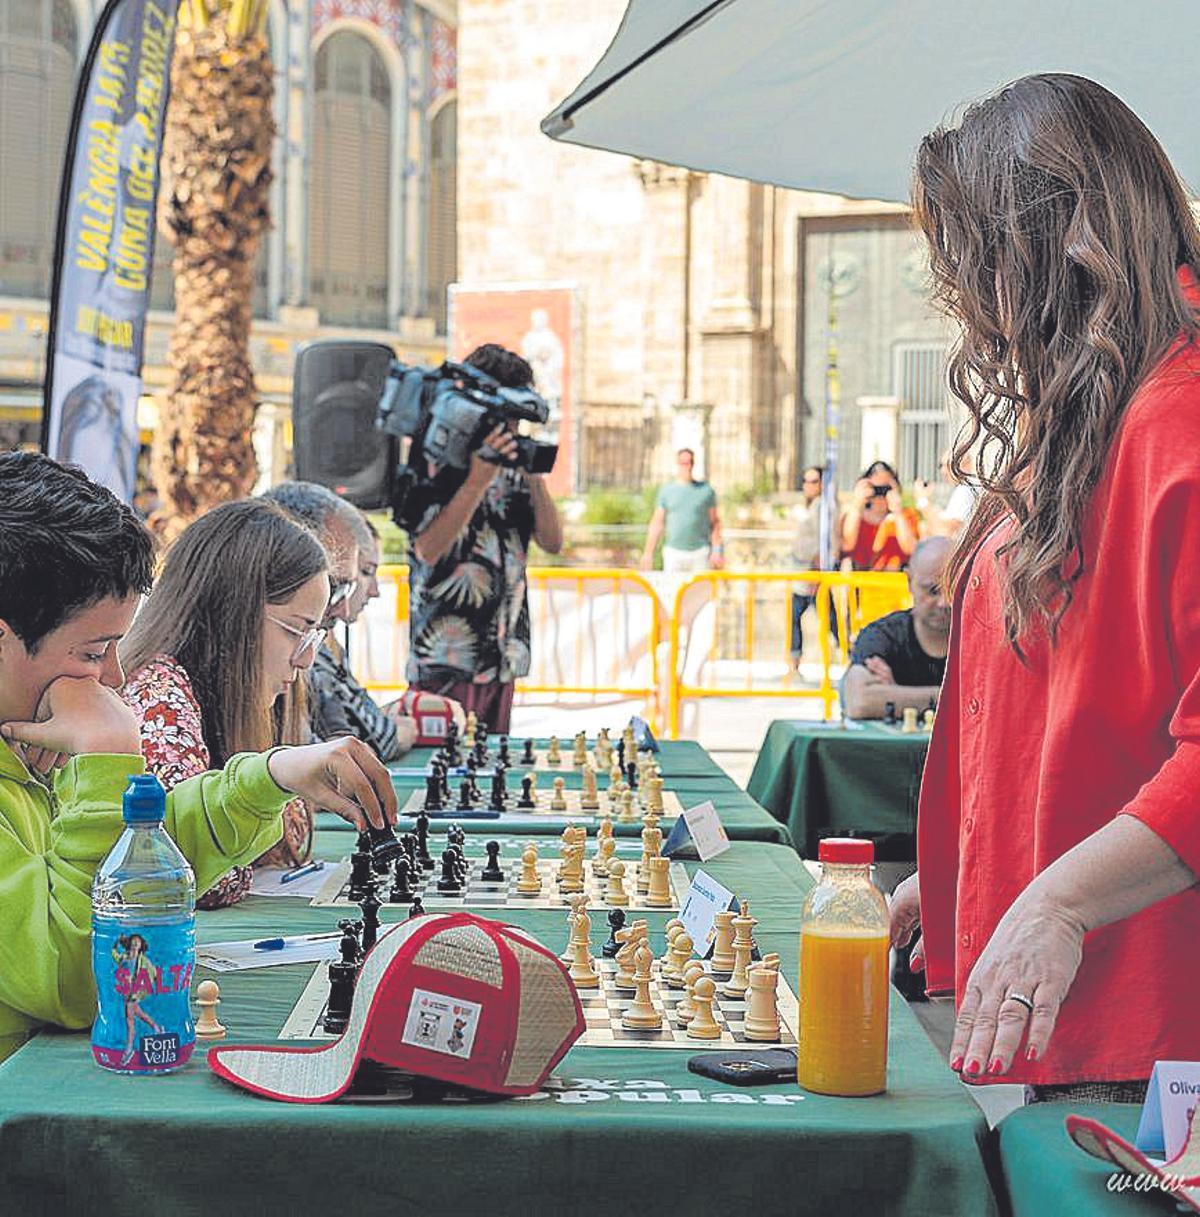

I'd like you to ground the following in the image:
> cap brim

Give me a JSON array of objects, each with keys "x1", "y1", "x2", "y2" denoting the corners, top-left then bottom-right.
[{"x1": 208, "y1": 915, "x2": 449, "y2": 1103}]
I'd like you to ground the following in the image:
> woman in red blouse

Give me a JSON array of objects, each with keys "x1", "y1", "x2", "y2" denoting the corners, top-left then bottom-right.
[
  {"x1": 121, "y1": 500, "x2": 332, "y2": 908},
  {"x1": 840, "y1": 460, "x2": 920, "y2": 572},
  {"x1": 889, "y1": 74, "x2": 1200, "y2": 1102}
]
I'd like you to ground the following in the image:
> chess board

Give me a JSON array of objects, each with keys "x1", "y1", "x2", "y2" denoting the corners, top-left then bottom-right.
[
  {"x1": 308, "y1": 855, "x2": 690, "y2": 912},
  {"x1": 873, "y1": 722, "x2": 932, "y2": 737},
  {"x1": 402, "y1": 786, "x2": 685, "y2": 818},
  {"x1": 280, "y1": 955, "x2": 798, "y2": 1051}
]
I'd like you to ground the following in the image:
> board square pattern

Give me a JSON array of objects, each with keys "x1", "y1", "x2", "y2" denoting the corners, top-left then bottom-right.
[{"x1": 401, "y1": 786, "x2": 685, "y2": 819}]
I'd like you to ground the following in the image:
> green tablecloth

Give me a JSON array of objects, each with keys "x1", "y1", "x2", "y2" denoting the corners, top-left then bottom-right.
[
  {"x1": 747, "y1": 719, "x2": 930, "y2": 860},
  {"x1": 997, "y1": 1103, "x2": 1172, "y2": 1216},
  {"x1": 0, "y1": 842, "x2": 995, "y2": 1217}
]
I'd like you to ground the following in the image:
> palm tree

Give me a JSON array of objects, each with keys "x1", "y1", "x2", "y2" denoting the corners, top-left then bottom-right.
[{"x1": 151, "y1": 0, "x2": 273, "y2": 538}]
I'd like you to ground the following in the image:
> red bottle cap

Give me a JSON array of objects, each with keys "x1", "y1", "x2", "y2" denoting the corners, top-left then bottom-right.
[{"x1": 818, "y1": 837, "x2": 874, "y2": 864}]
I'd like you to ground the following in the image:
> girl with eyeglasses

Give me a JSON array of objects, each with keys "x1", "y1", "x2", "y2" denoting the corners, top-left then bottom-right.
[{"x1": 120, "y1": 500, "x2": 331, "y2": 908}]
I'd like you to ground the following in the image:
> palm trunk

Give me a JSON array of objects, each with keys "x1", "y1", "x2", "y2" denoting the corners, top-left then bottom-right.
[{"x1": 151, "y1": 1, "x2": 273, "y2": 539}]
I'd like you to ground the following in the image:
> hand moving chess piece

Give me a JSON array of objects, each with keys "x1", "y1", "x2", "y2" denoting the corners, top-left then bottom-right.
[
  {"x1": 605, "y1": 858, "x2": 630, "y2": 906},
  {"x1": 517, "y1": 845, "x2": 542, "y2": 894},
  {"x1": 621, "y1": 945, "x2": 663, "y2": 1029},
  {"x1": 686, "y1": 976, "x2": 722, "y2": 1039},
  {"x1": 194, "y1": 979, "x2": 226, "y2": 1040}
]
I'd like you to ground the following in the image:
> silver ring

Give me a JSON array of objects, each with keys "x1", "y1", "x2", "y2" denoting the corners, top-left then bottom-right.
[{"x1": 1006, "y1": 991, "x2": 1034, "y2": 1013}]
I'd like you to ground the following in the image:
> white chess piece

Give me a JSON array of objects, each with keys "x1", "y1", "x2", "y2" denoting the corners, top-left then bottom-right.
[
  {"x1": 686, "y1": 976, "x2": 722, "y2": 1039},
  {"x1": 645, "y1": 856, "x2": 673, "y2": 909},
  {"x1": 517, "y1": 845, "x2": 542, "y2": 894},
  {"x1": 580, "y1": 765, "x2": 600, "y2": 811},
  {"x1": 194, "y1": 979, "x2": 226, "y2": 1040},
  {"x1": 605, "y1": 858, "x2": 630, "y2": 906},
  {"x1": 621, "y1": 945, "x2": 663, "y2": 1029},
  {"x1": 744, "y1": 963, "x2": 782, "y2": 1041}
]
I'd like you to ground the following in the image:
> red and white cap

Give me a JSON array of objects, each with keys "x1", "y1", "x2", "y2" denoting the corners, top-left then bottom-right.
[{"x1": 208, "y1": 913, "x2": 585, "y2": 1103}]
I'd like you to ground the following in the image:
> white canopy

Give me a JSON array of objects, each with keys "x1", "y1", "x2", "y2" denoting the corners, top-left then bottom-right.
[{"x1": 542, "y1": 0, "x2": 1200, "y2": 202}]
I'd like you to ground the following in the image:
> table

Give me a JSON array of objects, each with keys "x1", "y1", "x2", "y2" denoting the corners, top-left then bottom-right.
[
  {"x1": 0, "y1": 840, "x2": 995, "y2": 1216},
  {"x1": 747, "y1": 720, "x2": 930, "y2": 861},
  {"x1": 996, "y1": 1103, "x2": 1172, "y2": 1216}
]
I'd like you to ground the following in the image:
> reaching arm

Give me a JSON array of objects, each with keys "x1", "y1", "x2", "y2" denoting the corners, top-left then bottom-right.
[
  {"x1": 528, "y1": 474, "x2": 563, "y2": 554},
  {"x1": 640, "y1": 507, "x2": 667, "y2": 570},
  {"x1": 841, "y1": 665, "x2": 939, "y2": 720}
]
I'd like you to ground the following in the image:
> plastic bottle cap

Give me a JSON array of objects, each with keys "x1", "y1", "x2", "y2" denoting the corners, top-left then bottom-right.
[
  {"x1": 123, "y1": 774, "x2": 167, "y2": 823},
  {"x1": 818, "y1": 837, "x2": 874, "y2": 865}
]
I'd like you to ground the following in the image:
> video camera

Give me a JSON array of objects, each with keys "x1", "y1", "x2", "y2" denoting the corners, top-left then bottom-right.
[{"x1": 377, "y1": 358, "x2": 558, "y2": 518}]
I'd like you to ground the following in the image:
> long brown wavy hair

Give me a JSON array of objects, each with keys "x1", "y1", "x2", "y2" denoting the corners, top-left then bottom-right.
[
  {"x1": 913, "y1": 73, "x2": 1200, "y2": 647},
  {"x1": 121, "y1": 500, "x2": 328, "y2": 765}
]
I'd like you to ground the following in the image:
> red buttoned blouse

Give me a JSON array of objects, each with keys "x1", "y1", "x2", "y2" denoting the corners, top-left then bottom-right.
[{"x1": 918, "y1": 271, "x2": 1200, "y2": 1085}]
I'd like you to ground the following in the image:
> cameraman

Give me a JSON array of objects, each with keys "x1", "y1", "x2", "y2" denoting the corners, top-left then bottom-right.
[{"x1": 398, "y1": 344, "x2": 563, "y2": 733}]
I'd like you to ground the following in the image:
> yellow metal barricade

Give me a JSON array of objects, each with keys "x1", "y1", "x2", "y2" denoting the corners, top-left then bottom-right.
[{"x1": 666, "y1": 570, "x2": 911, "y2": 738}]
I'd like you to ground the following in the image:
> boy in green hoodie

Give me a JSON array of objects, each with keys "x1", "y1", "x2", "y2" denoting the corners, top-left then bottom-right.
[{"x1": 0, "y1": 452, "x2": 398, "y2": 1063}]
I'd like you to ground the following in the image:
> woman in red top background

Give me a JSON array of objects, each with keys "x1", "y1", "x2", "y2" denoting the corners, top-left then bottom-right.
[
  {"x1": 840, "y1": 460, "x2": 920, "y2": 571},
  {"x1": 889, "y1": 73, "x2": 1200, "y2": 1102}
]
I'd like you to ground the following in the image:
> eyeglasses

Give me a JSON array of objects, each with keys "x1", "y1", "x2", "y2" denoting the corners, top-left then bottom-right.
[
  {"x1": 267, "y1": 616, "x2": 328, "y2": 664},
  {"x1": 328, "y1": 578, "x2": 357, "y2": 608}
]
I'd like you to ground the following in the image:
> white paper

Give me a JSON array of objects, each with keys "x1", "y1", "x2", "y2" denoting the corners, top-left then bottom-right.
[
  {"x1": 1137, "y1": 1061, "x2": 1200, "y2": 1159},
  {"x1": 680, "y1": 801, "x2": 730, "y2": 862},
  {"x1": 250, "y1": 865, "x2": 332, "y2": 899},
  {"x1": 196, "y1": 935, "x2": 342, "y2": 973},
  {"x1": 679, "y1": 869, "x2": 736, "y2": 951}
]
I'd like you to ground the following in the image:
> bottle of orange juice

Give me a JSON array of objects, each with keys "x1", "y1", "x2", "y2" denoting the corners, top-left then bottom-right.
[{"x1": 797, "y1": 837, "x2": 890, "y2": 1096}]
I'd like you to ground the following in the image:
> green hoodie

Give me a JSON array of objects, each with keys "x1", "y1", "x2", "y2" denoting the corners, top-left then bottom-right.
[{"x1": 0, "y1": 740, "x2": 287, "y2": 1064}]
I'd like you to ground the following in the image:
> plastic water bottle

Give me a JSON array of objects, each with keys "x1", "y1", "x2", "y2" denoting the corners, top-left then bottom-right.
[{"x1": 91, "y1": 775, "x2": 196, "y2": 1073}]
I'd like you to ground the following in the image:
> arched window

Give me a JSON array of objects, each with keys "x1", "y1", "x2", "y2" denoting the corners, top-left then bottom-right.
[
  {"x1": 0, "y1": 0, "x2": 78, "y2": 298},
  {"x1": 308, "y1": 30, "x2": 391, "y2": 329},
  {"x1": 426, "y1": 100, "x2": 456, "y2": 333}
]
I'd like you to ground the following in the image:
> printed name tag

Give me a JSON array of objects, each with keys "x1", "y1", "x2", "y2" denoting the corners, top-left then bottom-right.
[
  {"x1": 1137, "y1": 1061, "x2": 1200, "y2": 1159},
  {"x1": 679, "y1": 870, "x2": 737, "y2": 951},
  {"x1": 402, "y1": 988, "x2": 482, "y2": 1059},
  {"x1": 681, "y1": 801, "x2": 730, "y2": 862}
]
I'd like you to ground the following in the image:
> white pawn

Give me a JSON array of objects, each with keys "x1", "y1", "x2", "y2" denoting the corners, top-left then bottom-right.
[
  {"x1": 517, "y1": 845, "x2": 542, "y2": 894},
  {"x1": 621, "y1": 945, "x2": 663, "y2": 1030},
  {"x1": 194, "y1": 979, "x2": 226, "y2": 1040},
  {"x1": 605, "y1": 858, "x2": 630, "y2": 906},
  {"x1": 676, "y1": 962, "x2": 706, "y2": 1026},
  {"x1": 618, "y1": 790, "x2": 637, "y2": 824},
  {"x1": 659, "y1": 919, "x2": 684, "y2": 979},
  {"x1": 686, "y1": 976, "x2": 722, "y2": 1039},
  {"x1": 666, "y1": 931, "x2": 695, "y2": 989},
  {"x1": 550, "y1": 776, "x2": 568, "y2": 812},
  {"x1": 547, "y1": 734, "x2": 562, "y2": 764},
  {"x1": 592, "y1": 834, "x2": 616, "y2": 878}
]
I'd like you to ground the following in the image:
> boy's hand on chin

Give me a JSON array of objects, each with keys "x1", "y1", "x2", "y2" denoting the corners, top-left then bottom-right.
[{"x1": 1, "y1": 677, "x2": 141, "y2": 766}]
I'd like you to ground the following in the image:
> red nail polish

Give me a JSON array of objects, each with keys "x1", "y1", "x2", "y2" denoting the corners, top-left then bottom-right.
[
  {"x1": 1026, "y1": 1045, "x2": 1039, "y2": 1063},
  {"x1": 988, "y1": 1059, "x2": 1004, "y2": 1076},
  {"x1": 950, "y1": 1055, "x2": 963, "y2": 1072},
  {"x1": 965, "y1": 1058, "x2": 982, "y2": 1076}
]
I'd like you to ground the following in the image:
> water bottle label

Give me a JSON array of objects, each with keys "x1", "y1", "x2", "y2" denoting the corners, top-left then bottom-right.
[{"x1": 92, "y1": 917, "x2": 196, "y2": 1072}]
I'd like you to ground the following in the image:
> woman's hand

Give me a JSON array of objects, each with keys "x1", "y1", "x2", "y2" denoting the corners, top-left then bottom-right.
[
  {"x1": 267, "y1": 737, "x2": 398, "y2": 831},
  {"x1": 949, "y1": 892, "x2": 1086, "y2": 1078},
  {"x1": 886, "y1": 487, "x2": 905, "y2": 515},
  {"x1": 889, "y1": 871, "x2": 924, "y2": 973},
  {"x1": 852, "y1": 479, "x2": 874, "y2": 509}
]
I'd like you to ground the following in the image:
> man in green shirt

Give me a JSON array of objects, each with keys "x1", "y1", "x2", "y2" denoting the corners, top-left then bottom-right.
[
  {"x1": 0, "y1": 452, "x2": 398, "y2": 1064},
  {"x1": 639, "y1": 448, "x2": 725, "y2": 572}
]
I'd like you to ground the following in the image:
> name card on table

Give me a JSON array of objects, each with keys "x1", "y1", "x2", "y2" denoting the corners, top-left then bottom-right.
[
  {"x1": 662, "y1": 800, "x2": 730, "y2": 862},
  {"x1": 630, "y1": 716, "x2": 660, "y2": 752},
  {"x1": 1136, "y1": 1061, "x2": 1200, "y2": 1158},
  {"x1": 679, "y1": 870, "x2": 737, "y2": 953}
]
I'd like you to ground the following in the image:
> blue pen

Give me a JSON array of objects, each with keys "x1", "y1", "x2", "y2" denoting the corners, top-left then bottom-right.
[
  {"x1": 278, "y1": 860, "x2": 325, "y2": 885},
  {"x1": 253, "y1": 932, "x2": 339, "y2": 951}
]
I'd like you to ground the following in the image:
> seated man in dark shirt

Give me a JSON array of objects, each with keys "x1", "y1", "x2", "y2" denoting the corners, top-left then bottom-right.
[{"x1": 841, "y1": 536, "x2": 951, "y2": 720}]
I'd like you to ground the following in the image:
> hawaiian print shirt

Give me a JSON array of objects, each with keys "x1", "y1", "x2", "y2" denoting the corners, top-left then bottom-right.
[{"x1": 401, "y1": 463, "x2": 535, "y2": 686}]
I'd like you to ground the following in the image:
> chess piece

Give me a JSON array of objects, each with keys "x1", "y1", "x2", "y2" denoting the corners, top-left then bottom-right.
[
  {"x1": 498, "y1": 735, "x2": 511, "y2": 768},
  {"x1": 612, "y1": 925, "x2": 641, "y2": 990},
  {"x1": 923, "y1": 708, "x2": 936, "y2": 731},
  {"x1": 621, "y1": 945, "x2": 663, "y2": 1029},
  {"x1": 616, "y1": 737, "x2": 626, "y2": 772},
  {"x1": 521, "y1": 738, "x2": 536, "y2": 766},
  {"x1": 359, "y1": 891, "x2": 381, "y2": 954},
  {"x1": 388, "y1": 855, "x2": 415, "y2": 904},
  {"x1": 573, "y1": 731, "x2": 588, "y2": 766},
  {"x1": 722, "y1": 901, "x2": 758, "y2": 999},
  {"x1": 437, "y1": 848, "x2": 463, "y2": 894},
  {"x1": 323, "y1": 932, "x2": 359, "y2": 1035},
  {"x1": 414, "y1": 813, "x2": 434, "y2": 873},
  {"x1": 659, "y1": 919, "x2": 684, "y2": 980},
  {"x1": 423, "y1": 773, "x2": 444, "y2": 812},
  {"x1": 645, "y1": 776, "x2": 665, "y2": 816},
  {"x1": 665, "y1": 930, "x2": 694, "y2": 988},
  {"x1": 580, "y1": 765, "x2": 600, "y2": 811},
  {"x1": 481, "y1": 839, "x2": 505, "y2": 882},
  {"x1": 605, "y1": 858, "x2": 630, "y2": 906},
  {"x1": 744, "y1": 964, "x2": 782, "y2": 1042},
  {"x1": 711, "y1": 909, "x2": 737, "y2": 974},
  {"x1": 550, "y1": 776, "x2": 568, "y2": 812},
  {"x1": 408, "y1": 894, "x2": 426, "y2": 919},
  {"x1": 902, "y1": 706, "x2": 919, "y2": 733},
  {"x1": 602, "y1": 908, "x2": 626, "y2": 958},
  {"x1": 568, "y1": 905, "x2": 599, "y2": 988},
  {"x1": 685, "y1": 976, "x2": 722, "y2": 1039},
  {"x1": 194, "y1": 979, "x2": 226, "y2": 1040},
  {"x1": 883, "y1": 701, "x2": 897, "y2": 726},
  {"x1": 675, "y1": 962, "x2": 706, "y2": 1026},
  {"x1": 645, "y1": 856, "x2": 672, "y2": 908},
  {"x1": 625, "y1": 760, "x2": 639, "y2": 792},
  {"x1": 592, "y1": 834, "x2": 616, "y2": 878},
  {"x1": 517, "y1": 775, "x2": 537, "y2": 809},
  {"x1": 517, "y1": 845, "x2": 542, "y2": 894},
  {"x1": 546, "y1": 735, "x2": 562, "y2": 765},
  {"x1": 618, "y1": 789, "x2": 637, "y2": 824},
  {"x1": 348, "y1": 847, "x2": 373, "y2": 903},
  {"x1": 488, "y1": 770, "x2": 508, "y2": 812},
  {"x1": 457, "y1": 779, "x2": 475, "y2": 811},
  {"x1": 559, "y1": 843, "x2": 585, "y2": 894}
]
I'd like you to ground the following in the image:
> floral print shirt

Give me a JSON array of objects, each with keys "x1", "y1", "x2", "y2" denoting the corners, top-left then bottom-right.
[
  {"x1": 401, "y1": 464, "x2": 535, "y2": 686},
  {"x1": 121, "y1": 655, "x2": 312, "y2": 908}
]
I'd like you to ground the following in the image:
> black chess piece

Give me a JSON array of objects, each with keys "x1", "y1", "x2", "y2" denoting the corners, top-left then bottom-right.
[
  {"x1": 488, "y1": 769, "x2": 508, "y2": 812},
  {"x1": 602, "y1": 908, "x2": 626, "y2": 958},
  {"x1": 365, "y1": 822, "x2": 403, "y2": 867},
  {"x1": 415, "y1": 812, "x2": 434, "y2": 870},
  {"x1": 437, "y1": 847, "x2": 463, "y2": 894},
  {"x1": 388, "y1": 855, "x2": 415, "y2": 904},
  {"x1": 521, "y1": 738, "x2": 535, "y2": 766},
  {"x1": 517, "y1": 774, "x2": 536, "y2": 809},
  {"x1": 358, "y1": 829, "x2": 389, "y2": 875},
  {"x1": 359, "y1": 891, "x2": 381, "y2": 954},
  {"x1": 466, "y1": 771, "x2": 482, "y2": 805},
  {"x1": 457, "y1": 779, "x2": 474, "y2": 811},
  {"x1": 452, "y1": 842, "x2": 468, "y2": 884},
  {"x1": 481, "y1": 839, "x2": 505, "y2": 882},
  {"x1": 323, "y1": 932, "x2": 360, "y2": 1035},
  {"x1": 423, "y1": 773, "x2": 444, "y2": 811},
  {"x1": 498, "y1": 735, "x2": 511, "y2": 767},
  {"x1": 408, "y1": 894, "x2": 426, "y2": 919},
  {"x1": 884, "y1": 701, "x2": 897, "y2": 726},
  {"x1": 625, "y1": 761, "x2": 638, "y2": 791},
  {"x1": 449, "y1": 825, "x2": 466, "y2": 848},
  {"x1": 348, "y1": 847, "x2": 373, "y2": 902},
  {"x1": 445, "y1": 722, "x2": 461, "y2": 765},
  {"x1": 616, "y1": 738, "x2": 626, "y2": 770}
]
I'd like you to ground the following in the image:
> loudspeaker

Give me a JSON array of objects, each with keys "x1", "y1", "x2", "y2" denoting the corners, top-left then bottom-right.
[{"x1": 291, "y1": 340, "x2": 397, "y2": 509}]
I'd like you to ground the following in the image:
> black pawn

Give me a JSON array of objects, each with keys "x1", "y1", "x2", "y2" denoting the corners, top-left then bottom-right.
[
  {"x1": 437, "y1": 848, "x2": 463, "y2": 894},
  {"x1": 323, "y1": 931, "x2": 359, "y2": 1035},
  {"x1": 423, "y1": 773, "x2": 444, "y2": 811},
  {"x1": 389, "y1": 855, "x2": 414, "y2": 904},
  {"x1": 884, "y1": 701, "x2": 897, "y2": 725},
  {"x1": 602, "y1": 908, "x2": 626, "y2": 958},
  {"x1": 488, "y1": 769, "x2": 507, "y2": 812},
  {"x1": 481, "y1": 839, "x2": 505, "y2": 882},
  {"x1": 498, "y1": 735, "x2": 511, "y2": 767},
  {"x1": 517, "y1": 775, "x2": 536, "y2": 809},
  {"x1": 348, "y1": 847, "x2": 373, "y2": 903},
  {"x1": 359, "y1": 891, "x2": 381, "y2": 954},
  {"x1": 457, "y1": 779, "x2": 475, "y2": 811},
  {"x1": 408, "y1": 894, "x2": 426, "y2": 920},
  {"x1": 521, "y1": 738, "x2": 535, "y2": 766},
  {"x1": 416, "y1": 812, "x2": 434, "y2": 870}
]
